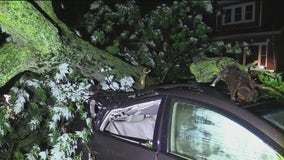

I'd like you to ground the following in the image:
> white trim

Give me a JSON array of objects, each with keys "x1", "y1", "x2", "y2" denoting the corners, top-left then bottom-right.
[
  {"x1": 218, "y1": 1, "x2": 242, "y2": 5},
  {"x1": 211, "y1": 30, "x2": 282, "y2": 41},
  {"x1": 246, "y1": 41, "x2": 269, "y2": 68},
  {"x1": 265, "y1": 39, "x2": 270, "y2": 68},
  {"x1": 215, "y1": 10, "x2": 219, "y2": 30},
  {"x1": 250, "y1": 42, "x2": 266, "y2": 46},
  {"x1": 222, "y1": 2, "x2": 255, "y2": 25}
]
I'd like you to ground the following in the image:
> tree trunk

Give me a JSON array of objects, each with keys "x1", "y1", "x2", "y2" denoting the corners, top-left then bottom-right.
[{"x1": 0, "y1": 1, "x2": 144, "y2": 88}]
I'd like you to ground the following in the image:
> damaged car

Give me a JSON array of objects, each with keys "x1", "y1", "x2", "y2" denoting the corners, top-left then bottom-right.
[{"x1": 87, "y1": 83, "x2": 284, "y2": 160}]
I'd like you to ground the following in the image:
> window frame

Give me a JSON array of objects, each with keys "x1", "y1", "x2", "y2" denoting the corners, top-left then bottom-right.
[
  {"x1": 243, "y1": 41, "x2": 268, "y2": 68},
  {"x1": 163, "y1": 96, "x2": 284, "y2": 159},
  {"x1": 222, "y1": 2, "x2": 255, "y2": 25}
]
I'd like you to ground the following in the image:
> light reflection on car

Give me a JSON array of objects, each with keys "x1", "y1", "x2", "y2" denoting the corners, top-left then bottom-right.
[{"x1": 88, "y1": 83, "x2": 284, "y2": 160}]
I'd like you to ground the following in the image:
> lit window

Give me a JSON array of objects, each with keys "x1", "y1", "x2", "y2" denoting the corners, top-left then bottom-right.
[
  {"x1": 260, "y1": 45, "x2": 267, "y2": 66},
  {"x1": 243, "y1": 43, "x2": 268, "y2": 68},
  {"x1": 222, "y1": 2, "x2": 255, "y2": 25}
]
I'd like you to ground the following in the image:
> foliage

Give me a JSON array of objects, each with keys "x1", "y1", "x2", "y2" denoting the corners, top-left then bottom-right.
[
  {"x1": 0, "y1": 61, "x2": 137, "y2": 159},
  {"x1": 0, "y1": 1, "x2": 61, "y2": 88},
  {"x1": 0, "y1": 63, "x2": 94, "y2": 159},
  {"x1": 0, "y1": 1, "x2": 283, "y2": 159},
  {"x1": 0, "y1": 1, "x2": 144, "y2": 89},
  {"x1": 254, "y1": 68, "x2": 284, "y2": 100},
  {"x1": 0, "y1": 1, "x2": 62, "y2": 54},
  {"x1": 99, "y1": 66, "x2": 135, "y2": 91},
  {"x1": 190, "y1": 57, "x2": 244, "y2": 83},
  {"x1": 83, "y1": 0, "x2": 251, "y2": 83},
  {"x1": 0, "y1": 2, "x2": 141, "y2": 158}
]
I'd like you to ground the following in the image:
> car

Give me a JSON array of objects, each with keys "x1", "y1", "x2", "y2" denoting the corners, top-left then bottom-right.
[{"x1": 87, "y1": 83, "x2": 284, "y2": 160}]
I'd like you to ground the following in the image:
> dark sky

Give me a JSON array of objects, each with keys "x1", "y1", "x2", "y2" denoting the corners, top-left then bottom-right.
[
  {"x1": 52, "y1": 0, "x2": 94, "y2": 27},
  {"x1": 52, "y1": 0, "x2": 175, "y2": 28}
]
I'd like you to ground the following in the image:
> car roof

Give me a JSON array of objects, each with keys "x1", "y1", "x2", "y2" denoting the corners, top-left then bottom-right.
[
  {"x1": 139, "y1": 83, "x2": 284, "y2": 148},
  {"x1": 123, "y1": 83, "x2": 284, "y2": 150},
  {"x1": 145, "y1": 83, "x2": 284, "y2": 123},
  {"x1": 129, "y1": 83, "x2": 242, "y2": 107},
  {"x1": 100, "y1": 82, "x2": 282, "y2": 112},
  {"x1": 94, "y1": 82, "x2": 284, "y2": 150}
]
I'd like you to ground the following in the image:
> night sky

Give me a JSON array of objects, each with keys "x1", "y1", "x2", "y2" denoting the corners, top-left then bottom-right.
[{"x1": 52, "y1": 0, "x2": 175, "y2": 29}]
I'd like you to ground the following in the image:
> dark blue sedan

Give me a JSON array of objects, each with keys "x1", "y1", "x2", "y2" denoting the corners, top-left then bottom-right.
[{"x1": 88, "y1": 83, "x2": 284, "y2": 160}]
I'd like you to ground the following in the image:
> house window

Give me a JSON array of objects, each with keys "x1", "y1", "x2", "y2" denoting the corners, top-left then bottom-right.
[
  {"x1": 243, "y1": 42, "x2": 268, "y2": 68},
  {"x1": 260, "y1": 45, "x2": 267, "y2": 66},
  {"x1": 222, "y1": 2, "x2": 255, "y2": 25},
  {"x1": 245, "y1": 5, "x2": 253, "y2": 20},
  {"x1": 224, "y1": 9, "x2": 232, "y2": 23},
  {"x1": 235, "y1": 7, "x2": 242, "y2": 21}
]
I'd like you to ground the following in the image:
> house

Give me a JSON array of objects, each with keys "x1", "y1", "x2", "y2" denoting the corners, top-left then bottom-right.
[{"x1": 209, "y1": 0, "x2": 284, "y2": 72}]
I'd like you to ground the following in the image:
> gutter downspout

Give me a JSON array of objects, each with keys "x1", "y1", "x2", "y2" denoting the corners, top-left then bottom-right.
[
  {"x1": 271, "y1": 29, "x2": 276, "y2": 71},
  {"x1": 259, "y1": 0, "x2": 262, "y2": 27}
]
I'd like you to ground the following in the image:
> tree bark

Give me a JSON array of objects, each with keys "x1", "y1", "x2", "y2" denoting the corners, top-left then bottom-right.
[
  {"x1": 0, "y1": 1, "x2": 144, "y2": 88},
  {"x1": 190, "y1": 57, "x2": 258, "y2": 103}
]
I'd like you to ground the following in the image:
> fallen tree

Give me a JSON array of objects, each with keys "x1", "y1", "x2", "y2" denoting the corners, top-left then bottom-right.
[
  {"x1": 190, "y1": 57, "x2": 284, "y2": 103},
  {"x1": 0, "y1": 1, "x2": 144, "y2": 89},
  {"x1": 1, "y1": 1, "x2": 283, "y2": 159},
  {"x1": 0, "y1": 1, "x2": 147, "y2": 159}
]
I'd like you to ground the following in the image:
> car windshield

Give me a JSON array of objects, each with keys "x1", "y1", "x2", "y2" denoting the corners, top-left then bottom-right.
[{"x1": 100, "y1": 99, "x2": 161, "y2": 144}]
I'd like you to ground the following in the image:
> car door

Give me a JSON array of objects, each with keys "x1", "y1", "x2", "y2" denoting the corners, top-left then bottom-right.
[
  {"x1": 91, "y1": 96, "x2": 164, "y2": 160},
  {"x1": 157, "y1": 97, "x2": 284, "y2": 160}
]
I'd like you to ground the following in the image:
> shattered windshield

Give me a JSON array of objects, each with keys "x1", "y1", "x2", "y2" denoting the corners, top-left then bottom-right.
[{"x1": 100, "y1": 99, "x2": 161, "y2": 144}]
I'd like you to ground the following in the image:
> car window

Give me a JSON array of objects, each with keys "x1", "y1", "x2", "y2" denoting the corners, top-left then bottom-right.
[
  {"x1": 263, "y1": 110, "x2": 284, "y2": 132},
  {"x1": 169, "y1": 101, "x2": 284, "y2": 160},
  {"x1": 100, "y1": 99, "x2": 161, "y2": 147}
]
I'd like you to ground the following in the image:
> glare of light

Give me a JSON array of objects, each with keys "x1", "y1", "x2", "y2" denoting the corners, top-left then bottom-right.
[{"x1": 258, "y1": 65, "x2": 265, "y2": 69}]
